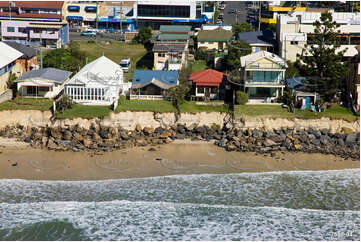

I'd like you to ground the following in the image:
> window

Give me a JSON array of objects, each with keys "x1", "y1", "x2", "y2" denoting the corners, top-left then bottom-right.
[
  {"x1": 39, "y1": 87, "x2": 49, "y2": 92},
  {"x1": 18, "y1": 27, "x2": 27, "y2": 33},
  {"x1": 158, "y1": 53, "x2": 165, "y2": 57},
  {"x1": 138, "y1": 5, "x2": 190, "y2": 18},
  {"x1": 211, "y1": 87, "x2": 218, "y2": 94},
  {"x1": 290, "y1": 41, "x2": 298, "y2": 45},
  {"x1": 7, "y1": 27, "x2": 15, "y2": 32},
  {"x1": 197, "y1": 87, "x2": 204, "y2": 93},
  {"x1": 33, "y1": 28, "x2": 42, "y2": 33}
]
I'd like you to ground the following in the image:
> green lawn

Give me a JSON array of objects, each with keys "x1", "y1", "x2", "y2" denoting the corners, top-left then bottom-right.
[
  {"x1": 55, "y1": 104, "x2": 112, "y2": 119},
  {"x1": 234, "y1": 104, "x2": 358, "y2": 122},
  {"x1": 0, "y1": 98, "x2": 52, "y2": 111},
  {"x1": 75, "y1": 40, "x2": 148, "y2": 82},
  {"x1": 191, "y1": 60, "x2": 208, "y2": 73},
  {"x1": 115, "y1": 100, "x2": 228, "y2": 113}
]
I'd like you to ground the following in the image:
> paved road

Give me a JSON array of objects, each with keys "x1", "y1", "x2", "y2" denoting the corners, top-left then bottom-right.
[
  {"x1": 222, "y1": 1, "x2": 248, "y2": 25},
  {"x1": 69, "y1": 32, "x2": 124, "y2": 42}
]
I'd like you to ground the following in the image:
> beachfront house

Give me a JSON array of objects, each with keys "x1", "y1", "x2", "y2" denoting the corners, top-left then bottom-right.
[
  {"x1": 64, "y1": 56, "x2": 130, "y2": 106},
  {"x1": 15, "y1": 68, "x2": 72, "y2": 98},
  {"x1": 3, "y1": 41, "x2": 39, "y2": 77},
  {"x1": 240, "y1": 51, "x2": 287, "y2": 103},
  {"x1": 130, "y1": 70, "x2": 178, "y2": 100},
  {"x1": 238, "y1": 30, "x2": 276, "y2": 53},
  {"x1": 189, "y1": 69, "x2": 226, "y2": 100},
  {"x1": 0, "y1": 42, "x2": 23, "y2": 94}
]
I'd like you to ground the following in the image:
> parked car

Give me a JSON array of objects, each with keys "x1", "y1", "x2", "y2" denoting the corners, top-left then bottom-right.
[
  {"x1": 216, "y1": 20, "x2": 223, "y2": 25},
  {"x1": 228, "y1": 9, "x2": 236, "y2": 14},
  {"x1": 81, "y1": 30, "x2": 96, "y2": 37},
  {"x1": 119, "y1": 58, "x2": 131, "y2": 73}
]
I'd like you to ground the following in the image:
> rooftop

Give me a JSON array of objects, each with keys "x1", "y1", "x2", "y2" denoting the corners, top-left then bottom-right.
[
  {"x1": 153, "y1": 43, "x2": 186, "y2": 53},
  {"x1": 158, "y1": 33, "x2": 189, "y2": 41},
  {"x1": 189, "y1": 69, "x2": 225, "y2": 87},
  {"x1": 15, "y1": 68, "x2": 72, "y2": 84},
  {"x1": 238, "y1": 30, "x2": 275, "y2": 47},
  {"x1": 3, "y1": 41, "x2": 37, "y2": 59},
  {"x1": 159, "y1": 25, "x2": 191, "y2": 33},
  {"x1": 240, "y1": 51, "x2": 287, "y2": 68},
  {"x1": 0, "y1": 42, "x2": 23, "y2": 69},
  {"x1": 132, "y1": 70, "x2": 178, "y2": 89},
  {"x1": 0, "y1": 1, "x2": 64, "y2": 9},
  {"x1": 197, "y1": 28, "x2": 233, "y2": 42}
]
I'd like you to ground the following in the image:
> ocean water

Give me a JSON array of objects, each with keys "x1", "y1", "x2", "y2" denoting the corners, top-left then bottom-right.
[{"x1": 0, "y1": 169, "x2": 359, "y2": 240}]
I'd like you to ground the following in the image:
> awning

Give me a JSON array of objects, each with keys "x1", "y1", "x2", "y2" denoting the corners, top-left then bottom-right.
[
  {"x1": 85, "y1": 6, "x2": 97, "y2": 12},
  {"x1": 66, "y1": 16, "x2": 83, "y2": 21},
  {"x1": 18, "y1": 81, "x2": 53, "y2": 87},
  {"x1": 97, "y1": 18, "x2": 133, "y2": 23},
  {"x1": 68, "y1": 5, "x2": 80, "y2": 11},
  {"x1": 28, "y1": 24, "x2": 62, "y2": 29}
]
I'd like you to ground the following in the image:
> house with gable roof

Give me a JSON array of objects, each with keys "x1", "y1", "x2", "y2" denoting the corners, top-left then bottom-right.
[
  {"x1": 240, "y1": 50, "x2": 287, "y2": 102},
  {"x1": 130, "y1": 70, "x2": 178, "y2": 100},
  {"x1": 64, "y1": 56, "x2": 130, "y2": 106}
]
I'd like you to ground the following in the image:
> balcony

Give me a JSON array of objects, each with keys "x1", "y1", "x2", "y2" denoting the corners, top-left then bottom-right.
[
  {"x1": 246, "y1": 63, "x2": 286, "y2": 70},
  {"x1": 244, "y1": 79, "x2": 285, "y2": 87}
]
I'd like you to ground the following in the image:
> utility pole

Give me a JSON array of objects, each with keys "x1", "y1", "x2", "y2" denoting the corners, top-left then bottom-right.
[
  {"x1": 258, "y1": 1, "x2": 261, "y2": 31},
  {"x1": 40, "y1": 32, "x2": 43, "y2": 69}
]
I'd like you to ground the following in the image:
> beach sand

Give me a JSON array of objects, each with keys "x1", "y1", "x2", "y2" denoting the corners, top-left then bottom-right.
[{"x1": 0, "y1": 138, "x2": 359, "y2": 181}]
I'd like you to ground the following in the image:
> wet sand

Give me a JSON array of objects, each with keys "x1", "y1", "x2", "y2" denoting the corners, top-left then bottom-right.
[{"x1": 0, "y1": 140, "x2": 359, "y2": 181}]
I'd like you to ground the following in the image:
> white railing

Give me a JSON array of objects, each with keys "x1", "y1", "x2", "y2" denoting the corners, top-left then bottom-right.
[{"x1": 129, "y1": 95, "x2": 164, "y2": 100}]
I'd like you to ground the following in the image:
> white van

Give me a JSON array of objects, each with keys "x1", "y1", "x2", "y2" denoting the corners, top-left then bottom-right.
[{"x1": 119, "y1": 58, "x2": 131, "y2": 73}]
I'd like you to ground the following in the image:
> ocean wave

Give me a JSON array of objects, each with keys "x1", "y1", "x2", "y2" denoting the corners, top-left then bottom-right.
[
  {"x1": 0, "y1": 200, "x2": 359, "y2": 241},
  {"x1": 0, "y1": 169, "x2": 359, "y2": 210}
]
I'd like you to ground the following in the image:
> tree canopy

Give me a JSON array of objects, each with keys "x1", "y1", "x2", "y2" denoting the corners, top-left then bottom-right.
[
  {"x1": 232, "y1": 22, "x2": 254, "y2": 39},
  {"x1": 295, "y1": 11, "x2": 347, "y2": 98},
  {"x1": 138, "y1": 26, "x2": 153, "y2": 45},
  {"x1": 222, "y1": 40, "x2": 251, "y2": 71},
  {"x1": 43, "y1": 41, "x2": 86, "y2": 74}
]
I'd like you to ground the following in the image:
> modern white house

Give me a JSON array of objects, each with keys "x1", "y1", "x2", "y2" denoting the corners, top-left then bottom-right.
[
  {"x1": 240, "y1": 51, "x2": 287, "y2": 103},
  {"x1": 64, "y1": 56, "x2": 130, "y2": 106},
  {"x1": 15, "y1": 68, "x2": 72, "y2": 98},
  {"x1": 276, "y1": 11, "x2": 360, "y2": 62}
]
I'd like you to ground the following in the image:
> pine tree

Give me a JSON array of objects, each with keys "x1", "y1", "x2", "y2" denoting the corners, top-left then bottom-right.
[{"x1": 296, "y1": 12, "x2": 347, "y2": 99}]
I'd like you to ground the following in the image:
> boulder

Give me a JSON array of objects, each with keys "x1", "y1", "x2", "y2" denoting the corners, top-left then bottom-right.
[
  {"x1": 24, "y1": 137, "x2": 32, "y2": 143},
  {"x1": 143, "y1": 127, "x2": 154, "y2": 135},
  {"x1": 63, "y1": 130, "x2": 72, "y2": 140},
  {"x1": 264, "y1": 138, "x2": 277, "y2": 147},
  {"x1": 154, "y1": 127, "x2": 164, "y2": 134},
  {"x1": 159, "y1": 131, "x2": 172, "y2": 139},
  {"x1": 346, "y1": 133, "x2": 358, "y2": 144},
  {"x1": 99, "y1": 130, "x2": 109, "y2": 139},
  {"x1": 135, "y1": 124, "x2": 142, "y2": 132}
]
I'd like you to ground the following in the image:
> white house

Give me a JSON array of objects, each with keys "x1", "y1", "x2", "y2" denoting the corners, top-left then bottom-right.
[
  {"x1": 0, "y1": 42, "x2": 23, "y2": 94},
  {"x1": 15, "y1": 68, "x2": 72, "y2": 98},
  {"x1": 64, "y1": 56, "x2": 130, "y2": 106}
]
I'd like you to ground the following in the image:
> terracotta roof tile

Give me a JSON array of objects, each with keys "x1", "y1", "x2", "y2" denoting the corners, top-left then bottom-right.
[
  {"x1": 0, "y1": 1, "x2": 64, "y2": 9},
  {"x1": 189, "y1": 69, "x2": 225, "y2": 86}
]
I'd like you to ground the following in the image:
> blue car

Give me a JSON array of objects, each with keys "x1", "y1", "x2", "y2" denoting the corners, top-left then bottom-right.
[{"x1": 81, "y1": 30, "x2": 96, "y2": 37}]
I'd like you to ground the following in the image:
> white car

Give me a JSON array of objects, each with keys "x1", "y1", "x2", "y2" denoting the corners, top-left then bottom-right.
[{"x1": 120, "y1": 58, "x2": 131, "y2": 73}]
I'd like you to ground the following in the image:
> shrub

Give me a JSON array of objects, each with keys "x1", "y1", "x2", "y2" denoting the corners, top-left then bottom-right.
[
  {"x1": 236, "y1": 91, "x2": 248, "y2": 105},
  {"x1": 87, "y1": 40, "x2": 95, "y2": 44},
  {"x1": 118, "y1": 95, "x2": 127, "y2": 105}
]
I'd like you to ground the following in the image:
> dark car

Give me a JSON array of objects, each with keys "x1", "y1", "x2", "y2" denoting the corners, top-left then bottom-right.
[{"x1": 228, "y1": 9, "x2": 236, "y2": 14}]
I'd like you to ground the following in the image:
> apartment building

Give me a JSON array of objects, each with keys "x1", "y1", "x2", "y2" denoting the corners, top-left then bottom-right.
[
  {"x1": 276, "y1": 11, "x2": 360, "y2": 62},
  {"x1": 63, "y1": 1, "x2": 98, "y2": 29},
  {"x1": 0, "y1": 1, "x2": 69, "y2": 48},
  {"x1": 133, "y1": 0, "x2": 212, "y2": 30}
]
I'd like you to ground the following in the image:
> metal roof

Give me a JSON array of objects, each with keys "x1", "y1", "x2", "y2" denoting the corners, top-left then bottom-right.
[
  {"x1": 132, "y1": 70, "x2": 178, "y2": 89},
  {"x1": 152, "y1": 44, "x2": 186, "y2": 52},
  {"x1": 158, "y1": 33, "x2": 189, "y2": 41},
  {"x1": 3, "y1": 41, "x2": 37, "y2": 59},
  {"x1": 240, "y1": 51, "x2": 287, "y2": 68},
  {"x1": 197, "y1": 28, "x2": 233, "y2": 42},
  {"x1": 15, "y1": 68, "x2": 72, "y2": 84},
  {"x1": 159, "y1": 25, "x2": 192, "y2": 33},
  {"x1": 238, "y1": 30, "x2": 275, "y2": 47},
  {"x1": 0, "y1": 42, "x2": 23, "y2": 69}
]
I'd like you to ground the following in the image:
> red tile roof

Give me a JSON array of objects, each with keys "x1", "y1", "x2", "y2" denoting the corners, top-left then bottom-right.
[
  {"x1": 189, "y1": 69, "x2": 226, "y2": 87},
  {"x1": 0, "y1": 1, "x2": 64, "y2": 9}
]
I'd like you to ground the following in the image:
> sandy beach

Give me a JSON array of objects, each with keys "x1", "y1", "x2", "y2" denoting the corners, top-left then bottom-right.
[{"x1": 0, "y1": 138, "x2": 359, "y2": 180}]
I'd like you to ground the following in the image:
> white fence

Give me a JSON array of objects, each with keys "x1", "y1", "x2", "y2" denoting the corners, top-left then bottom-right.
[{"x1": 129, "y1": 95, "x2": 164, "y2": 100}]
